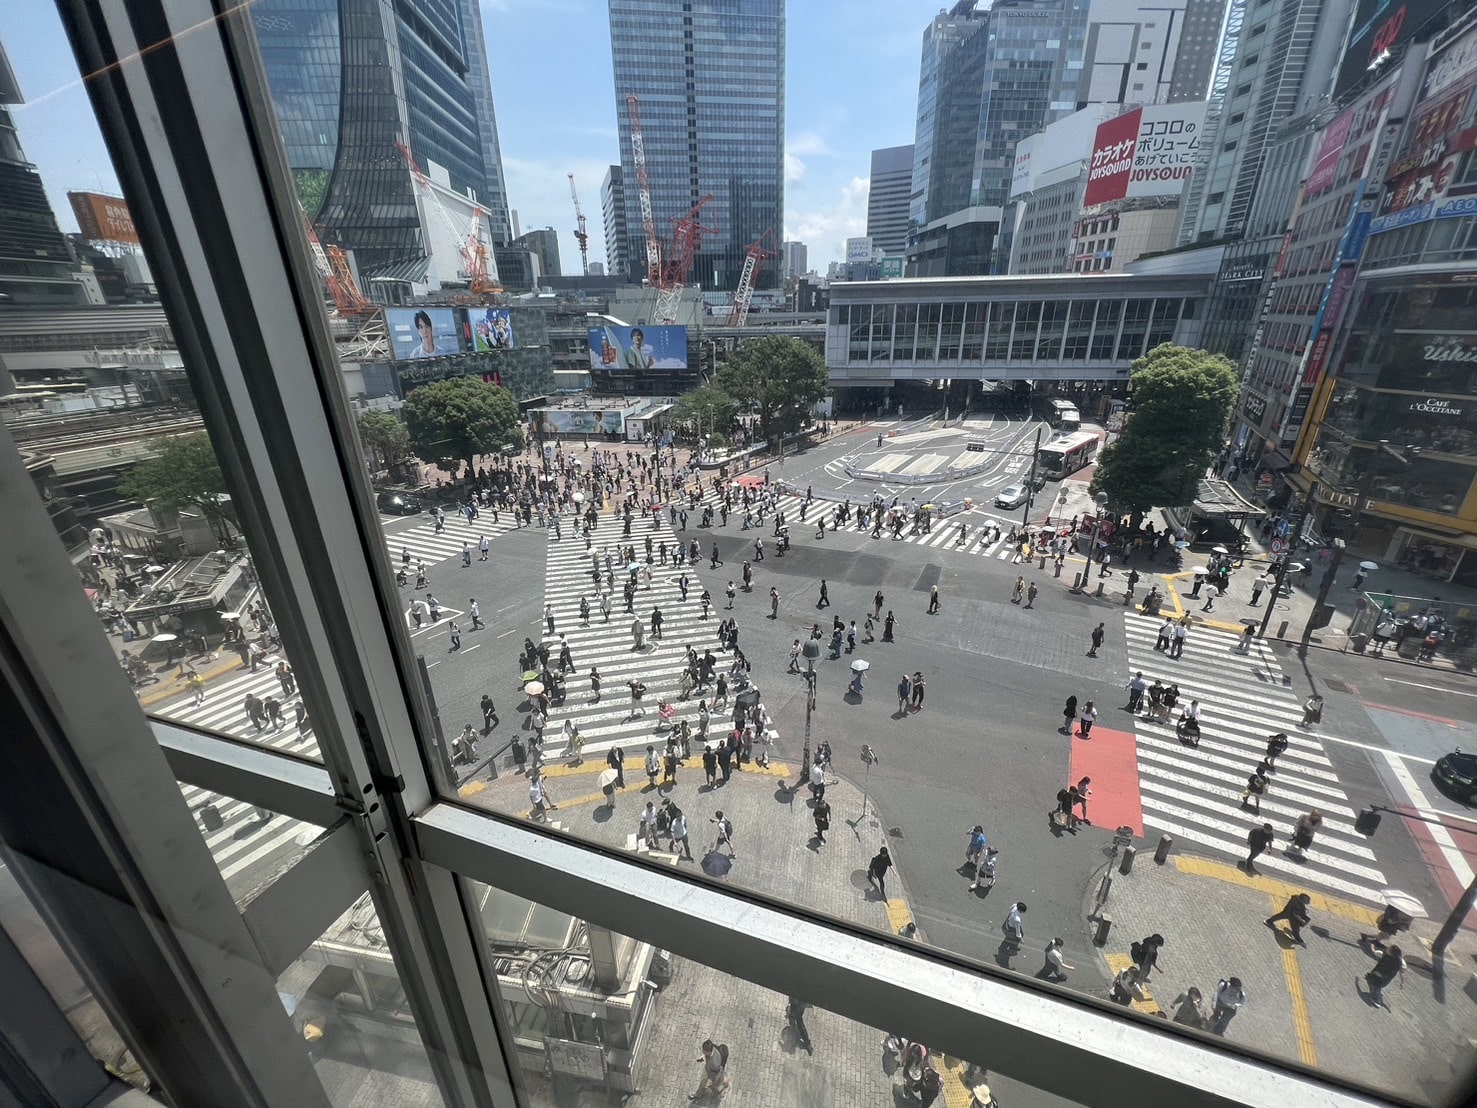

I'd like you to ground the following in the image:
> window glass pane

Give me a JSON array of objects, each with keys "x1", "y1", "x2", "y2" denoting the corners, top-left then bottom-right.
[
  {"x1": 177, "y1": 779, "x2": 334, "y2": 906},
  {"x1": 3, "y1": 7, "x2": 320, "y2": 762},
  {"x1": 277, "y1": 896, "x2": 445, "y2": 1106}
]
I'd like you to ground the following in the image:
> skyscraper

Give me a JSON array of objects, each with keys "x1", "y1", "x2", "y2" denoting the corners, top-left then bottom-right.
[
  {"x1": 867, "y1": 145, "x2": 914, "y2": 257},
  {"x1": 250, "y1": 0, "x2": 512, "y2": 278},
  {"x1": 781, "y1": 241, "x2": 807, "y2": 280},
  {"x1": 601, "y1": 164, "x2": 629, "y2": 279},
  {"x1": 1173, "y1": 0, "x2": 1356, "y2": 245},
  {"x1": 608, "y1": 0, "x2": 784, "y2": 292},
  {"x1": 0, "y1": 41, "x2": 90, "y2": 306}
]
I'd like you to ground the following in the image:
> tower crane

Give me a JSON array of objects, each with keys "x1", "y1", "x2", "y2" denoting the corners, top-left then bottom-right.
[
  {"x1": 568, "y1": 173, "x2": 590, "y2": 276},
  {"x1": 299, "y1": 206, "x2": 375, "y2": 315},
  {"x1": 727, "y1": 228, "x2": 776, "y2": 327},
  {"x1": 625, "y1": 95, "x2": 662, "y2": 285},
  {"x1": 394, "y1": 142, "x2": 502, "y2": 295}
]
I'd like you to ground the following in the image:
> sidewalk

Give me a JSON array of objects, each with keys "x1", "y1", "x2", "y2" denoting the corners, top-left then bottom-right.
[
  {"x1": 1095, "y1": 848, "x2": 1477, "y2": 1100},
  {"x1": 460, "y1": 764, "x2": 995, "y2": 1108}
]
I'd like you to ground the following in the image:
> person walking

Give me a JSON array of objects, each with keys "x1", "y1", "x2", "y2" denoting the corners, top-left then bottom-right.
[
  {"x1": 607, "y1": 745, "x2": 626, "y2": 789},
  {"x1": 1132, "y1": 934, "x2": 1166, "y2": 981},
  {"x1": 711, "y1": 810, "x2": 735, "y2": 856},
  {"x1": 669, "y1": 805, "x2": 694, "y2": 861},
  {"x1": 1286, "y1": 809, "x2": 1323, "y2": 860},
  {"x1": 1001, "y1": 901, "x2": 1027, "y2": 954},
  {"x1": 448, "y1": 620, "x2": 462, "y2": 651},
  {"x1": 1240, "y1": 763, "x2": 1270, "y2": 814},
  {"x1": 726, "y1": 581, "x2": 736, "y2": 609},
  {"x1": 702, "y1": 744, "x2": 718, "y2": 788},
  {"x1": 1209, "y1": 977, "x2": 1246, "y2": 1035},
  {"x1": 883, "y1": 610, "x2": 897, "y2": 641},
  {"x1": 1170, "y1": 988, "x2": 1207, "y2": 1029},
  {"x1": 1266, "y1": 893, "x2": 1311, "y2": 945},
  {"x1": 1024, "y1": 581, "x2": 1038, "y2": 609},
  {"x1": 1362, "y1": 945, "x2": 1406, "y2": 1008},
  {"x1": 1077, "y1": 700, "x2": 1099, "y2": 738},
  {"x1": 813, "y1": 797, "x2": 831, "y2": 844},
  {"x1": 1242, "y1": 823, "x2": 1274, "y2": 874},
  {"x1": 1038, "y1": 938, "x2": 1074, "y2": 983},
  {"x1": 1011, "y1": 576, "x2": 1025, "y2": 604},
  {"x1": 874, "y1": 590, "x2": 885, "y2": 619},
  {"x1": 817, "y1": 579, "x2": 830, "y2": 608},
  {"x1": 1061, "y1": 695, "x2": 1078, "y2": 735},
  {"x1": 785, "y1": 997, "x2": 814, "y2": 1055},
  {"x1": 1250, "y1": 574, "x2": 1268, "y2": 606},
  {"x1": 910, "y1": 671, "x2": 926, "y2": 710},
  {"x1": 1264, "y1": 731, "x2": 1290, "y2": 772},
  {"x1": 1301, "y1": 694, "x2": 1324, "y2": 729},
  {"x1": 469, "y1": 598, "x2": 485, "y2": 630},
  {"x1": 480, "y1": 693, "x2": 499, "y2": 731},
  {"x1": 1155, "y1": 618, "x2": 1174, "y2": 652},
  {"x1": 770, "y1": 587, "x2": 781, "y2": 620},
  {"x1": 928, "y1": 585, "x2": 940, "y2": 614},
  {"x1": 1088, "y1": 622, "x2": 1105, "y2": 657},
  {"x1": 867, "y1": 846, "x2": 893, "y2": 898},
  {"x1": 1125, "y1": 672, "x2": 1147, "y2": 713},
  {"x1": 645, "y1": 745, "x2": 661, "y2": 790},
  {"x1": 1170, "y1": 621, "x2": 1188, "y2": 659},
  {"x1": 544, "y1": 602, "x2": 555, "y2": 635},
  {"x1": 897, "y1": 673, "x2": 913, "y2": 714}
]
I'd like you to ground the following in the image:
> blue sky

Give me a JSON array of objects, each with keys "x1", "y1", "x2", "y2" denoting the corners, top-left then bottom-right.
[{"x1": 1, "y1": 0, "x2": 945, "y2": 273}]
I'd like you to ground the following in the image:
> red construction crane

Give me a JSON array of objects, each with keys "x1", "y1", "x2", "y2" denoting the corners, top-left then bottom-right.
[
  {"x1": 394, "y1": 141, "x2": 501, "y2": 294},
  {"x1": 300, "y1": 207, "x2": 375, "y2": 315},
  {"x1": 727, "y1": 228, "x2": 776, "y2": 327},
  {"x1": 568, "y1": 173, "x2": 590, "y2": 276}
]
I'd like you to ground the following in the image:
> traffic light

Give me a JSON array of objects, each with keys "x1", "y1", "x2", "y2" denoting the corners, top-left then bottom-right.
[{"x1": 1355, "y1": 806, "x2": 1382, "y2": 836}]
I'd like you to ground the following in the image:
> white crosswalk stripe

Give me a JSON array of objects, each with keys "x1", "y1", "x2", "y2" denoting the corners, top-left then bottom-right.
[
  {"x1": 1120, "y1": 612, "x2": 1388, "y2": 903},
  {"x1": 150, "y1": 667, "x2": 322, "y2": 884},
  {"x1": 536, "y1": 517, "x2": 780, "y2": 767},
  {"x1": 383, "y1": 510, "x2": 526, "y2": 569}
]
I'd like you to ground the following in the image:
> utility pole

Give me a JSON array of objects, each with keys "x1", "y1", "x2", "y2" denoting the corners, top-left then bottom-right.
[
  {"x1": 800, "y1": 639, "x2": 821, "y2": 776},
  {"x1": 1022, "y1": 426, "x2": 1043, "y2": 529}
]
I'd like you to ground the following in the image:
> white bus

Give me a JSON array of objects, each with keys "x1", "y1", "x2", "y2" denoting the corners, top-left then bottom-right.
[
  {"x1": 1041, "y1": 397, "x2": 1081, "y2": 432},
  {"x1": 1037, "y1": 430, "x2": 1100, "y2": 479}
]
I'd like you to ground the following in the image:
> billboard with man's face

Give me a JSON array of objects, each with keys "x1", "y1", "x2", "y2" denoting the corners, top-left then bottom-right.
[
  {"x1": 587, "y1": 325, "x2": 688, "y2": 372},
  {"x1": 387, "y1": 308, "x2": 462, "y2": 361}
]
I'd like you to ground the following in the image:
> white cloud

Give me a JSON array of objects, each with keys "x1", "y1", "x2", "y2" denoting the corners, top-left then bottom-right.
[
  {"x1": 500, "y1": 154, "x2": 615, "y2": 270},
  {"x1": 785, "y1": 175, "x2": 870, "y2": 268},
  {"x1": 785, "y1": 153, "x2": 806, "y2": 184},
  {"x1": 787, "y1": 131, "x2": 836, "y2": 157}
]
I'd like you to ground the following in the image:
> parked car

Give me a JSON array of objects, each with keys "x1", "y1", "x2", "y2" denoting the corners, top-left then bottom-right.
[
  {"x1": 1432, "y1": 749, "x2": 1477, "y2": 805},
  {"x1": 995, "y1": 484, "x2": 1028, "y2": 510},
  {"x1": 376, "y1": 490, "x2": 422, "y2": 515}
]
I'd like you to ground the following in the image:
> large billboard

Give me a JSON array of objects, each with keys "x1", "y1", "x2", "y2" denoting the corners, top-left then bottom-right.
[
  {"x1": 469, "y1": 307, "x2": 516, "y2": 351},
  {"x1": 587, "y1": 325, "x2": 688, "y2": 372},
  {"x1": 1334, "y1": 0, "x2": 1448, "y2": 99},
  {"x1": 531, "y1": 408, "x2": 626, "y2": 436},
  {"x1": 68, "y1": 191, "x2": 139, "y2": 245},
  {"x1": 1305, "y1": 109, "x2": 1355, "y2": 195},
  {"x1": 387, "y1": 308, "x2": 464, "y2": 361},
  {"x1": 1083, "y1": 103, "x2": 1206, "y2": 207},
  {"x1": 1369, "y1": 27, "x2": 1477, "y2": 234}
]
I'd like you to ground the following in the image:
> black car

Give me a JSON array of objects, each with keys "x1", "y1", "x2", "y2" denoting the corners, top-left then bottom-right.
[
  {"x1": 376, "y1": 490, "x2": 422, "y2": 515},
  {"x1": 1432, "y1": 749, "x2": 1477, "y2": 805}
]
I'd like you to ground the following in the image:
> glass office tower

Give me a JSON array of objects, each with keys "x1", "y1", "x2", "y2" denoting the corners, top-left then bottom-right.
[
  {"x1": 608, "y1": 0, "x2": 784, "y2": 291},
  {"x1": 251, "y1": 0, "x2": 512, "y2": 275}
]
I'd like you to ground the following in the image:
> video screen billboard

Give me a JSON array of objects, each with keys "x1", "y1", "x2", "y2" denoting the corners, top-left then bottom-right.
[
  {"x1": 68, "y1": 191, "x2": 139, "y2": 245},
  {"x1": 532, "y1": 409, "x2": 626, "y2": 436},
  {"x1": 387, "y1": 308, "x2": 463, "y2": 361},
  {"x1": 470, "y1": 307, "x2": 516, "y2": 351},
  {"x1": 588, "y1": 325, "x2": 688, "y2": 372}
]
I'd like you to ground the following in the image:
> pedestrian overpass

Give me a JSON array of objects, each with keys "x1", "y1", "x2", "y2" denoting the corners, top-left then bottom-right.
[{"x1": 825, "y1": 271, "x2": 1214, "y2": 387}]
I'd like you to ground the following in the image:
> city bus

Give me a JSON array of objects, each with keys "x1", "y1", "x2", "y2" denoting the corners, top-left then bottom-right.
[
  {"x1": 1040, "y1": 397, "x2": 1081, "y2": 432},
  {"x1": 1037, "y1": 430, "x2": 1100, "y2": 479}
]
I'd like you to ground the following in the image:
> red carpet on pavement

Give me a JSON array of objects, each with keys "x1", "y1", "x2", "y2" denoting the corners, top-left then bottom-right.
[{"x1": 1069, "y1": 724, "x2": 1143, "y2": 838}]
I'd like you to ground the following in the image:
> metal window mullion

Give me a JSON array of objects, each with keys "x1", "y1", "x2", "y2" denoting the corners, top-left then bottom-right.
[
  {"x1": 415, "y1": 805, "x2": 1389, "y2": 1108},
  {"x1": 57, "y1": 2, "x2": 517, "y2": 1104}
]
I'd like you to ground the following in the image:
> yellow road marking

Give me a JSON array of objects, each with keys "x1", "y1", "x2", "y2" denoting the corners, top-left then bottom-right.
[
  {"x1": 1153, "y1": 573, "x2": 1189, "y2": 620},
  {"x1": 1104, "y1": 952, "x2": 1164, "y2": 1015},
  {"x1": 1173, "y1": 856, "x2": 1381, "y2": 925},
  {"x1": 885, "y1": 898, "x2": 914, "y2": 936},
  {"x1": 933, "y1": 1054, "x2": 977, "y2": 1108},
  {"x1": 1272, "y1": 893, "x2": 1320, "y2": 1066},
  {"x1": 537, "y1": 758, "x2": 791, "y2": 780}
]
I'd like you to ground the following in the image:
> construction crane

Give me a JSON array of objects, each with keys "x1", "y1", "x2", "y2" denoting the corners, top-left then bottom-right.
[
  {"x1": 300, "y1": 207, "x2": 375, "y2": 315},
  {"x1": 394, "y1": 141, "x2": 502, "y2": 295},
  {"x1": 625, "y1": 95, "x2": 662, "y2": 285},
  {"x1": 727, "y1": 228, "x2": 776, "y2": 327},
  {"x1": 568, "y1": 173, "x2": 590, "y2": 276}
]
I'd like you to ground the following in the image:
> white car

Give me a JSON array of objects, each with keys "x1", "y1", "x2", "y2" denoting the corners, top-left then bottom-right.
[{"x1": 995, "y1": 484, "x2": 1028, "y2": 509}]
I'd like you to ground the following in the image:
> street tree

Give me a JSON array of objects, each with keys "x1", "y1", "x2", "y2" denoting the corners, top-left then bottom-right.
[
  {"x1": 715, "y1": 335, "x2": 829, "y2": 444},
  {"x1": 402, "y1": 377, "x2": 523, "y2": 473},
  {"x1": 1090, "y1": 343, "x2": 1239, "y2": 518},
  {"x1": 670, "y1": 383, "x2": 740, "y2": 447},
  {"x1": 117, "y1": 432, "x2": 234, "y2": 542},
  {"x1": 358, "y1": 411, "x2": 411, "y2": 473}
]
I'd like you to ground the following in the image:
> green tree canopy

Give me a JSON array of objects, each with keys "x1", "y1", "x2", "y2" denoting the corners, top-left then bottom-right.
[
  {"x1": 670, "y1": 383, "x2": 740, "y2": 444},
  {"x1": 402, "y1": 377, "x2": 523, "y2": 472},
  {"x1": 358, "y1": 410, "x2": 412, "y2": 472},
  {"x1": 117, "y1": 432, "x2": 233, "y2": 539},
  {"x1": 715, "y1": 335, "x2": 829, "y2": 443},
  {"x1": 1089, "y1": 343, "x2": 1240, "y2": 516}
]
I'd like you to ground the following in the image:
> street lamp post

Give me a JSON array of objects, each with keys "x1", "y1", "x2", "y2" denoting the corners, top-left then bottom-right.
[{"x1": 800, "y1": 638, "x2": 821, "y2": 776}]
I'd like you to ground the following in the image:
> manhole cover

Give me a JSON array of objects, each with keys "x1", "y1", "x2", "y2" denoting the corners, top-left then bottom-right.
[{"x1": 1324, "y1": 678, "x2": 1355, "y2": 695}]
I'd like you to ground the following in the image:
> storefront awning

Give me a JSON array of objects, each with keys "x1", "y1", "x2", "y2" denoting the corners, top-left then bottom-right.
[
  {"x1": 1397, "y1": 524, "x2": 1477, "y2": 552},
  {"x1": 1189, "y1": 477, "x2": 1267, "y2": 520},
  {"x1": 1261, "y1": 450, "x2": 1292, "y2": 471}
]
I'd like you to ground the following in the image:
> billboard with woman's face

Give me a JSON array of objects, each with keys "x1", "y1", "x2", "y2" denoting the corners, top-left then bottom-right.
[
  {"x1": 388, "y1": 308, "x2": 461, "y2": 361},
  {"x1": 587, "y1": 325, "x2": 688, "y2": 372}
]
